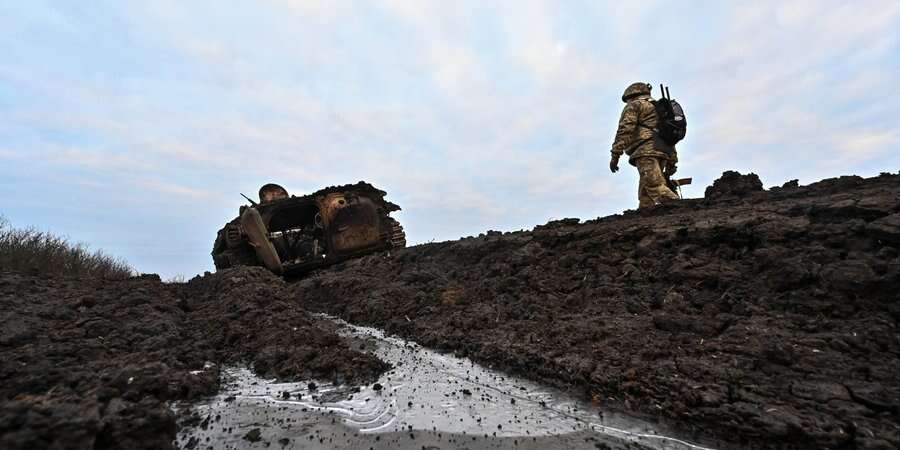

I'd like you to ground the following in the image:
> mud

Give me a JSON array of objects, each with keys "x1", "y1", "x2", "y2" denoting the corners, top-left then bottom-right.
[
  {"x1": 703, "y1": 171, "x2": 764, "y2": 200},
  {"x1": 293, "y1": 172, "x2": 900, "y2": 449},
  {"x1": 177, "y1": 319, "x2": 714, "y2": 449},
  {"x1": 3, "y1": 171, "x2": 899, "y2": 449},
  {"x1": 0, "y1": 267, "x2": 386, "y2": 449}
]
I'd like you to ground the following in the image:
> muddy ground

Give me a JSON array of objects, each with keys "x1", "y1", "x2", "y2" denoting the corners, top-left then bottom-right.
[
  {"x1": 0, "y1": 267, "x2": 386, "y2": 449},
  {"x1": 294, "y1": 171, "x2": 900, "y2": 449},
  {"x1": 2, "y1": 171, "x2": 898, "y2": 449}
]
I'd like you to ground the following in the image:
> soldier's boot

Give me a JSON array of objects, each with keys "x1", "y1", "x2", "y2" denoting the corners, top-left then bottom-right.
[
  {"x1": 240, "y1": 207, "x2": 283, "y2": 274},
  {"x1": 636, "y1": 157, "x2": 680, "y2": 208}
]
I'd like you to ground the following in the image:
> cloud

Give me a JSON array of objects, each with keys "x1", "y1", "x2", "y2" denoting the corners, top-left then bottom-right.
[
  {"x1": 136, "y1": 179, "x2": 222, "y2": 201},
  {"x1": 1, "y1": 1, "x2": 898, "y2": 277},
  {"x1": 835, "y1": 131, "x2": 898, "y2": 161}
]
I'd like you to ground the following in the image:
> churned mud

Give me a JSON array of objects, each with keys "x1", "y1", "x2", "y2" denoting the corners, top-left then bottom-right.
[
  {"x1": 0, "y1": 267, "x2": 385, "y2": 449},
  {"x1": 294, "y1": 172, "x2": 900, "y2": 449},
  {"x1": 2, "y1": 171, "x2": 898, "y2": 449}
]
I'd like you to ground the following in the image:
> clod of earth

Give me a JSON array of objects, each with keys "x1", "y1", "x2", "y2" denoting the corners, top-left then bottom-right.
[{"x1": 242, "y1": 428, "x2": 261, "y2": 442}]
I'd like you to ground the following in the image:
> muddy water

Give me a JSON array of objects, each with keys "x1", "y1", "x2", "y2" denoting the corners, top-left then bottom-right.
[{"x1": 177, "y1": 318, "x2": 716, "y2": 450}]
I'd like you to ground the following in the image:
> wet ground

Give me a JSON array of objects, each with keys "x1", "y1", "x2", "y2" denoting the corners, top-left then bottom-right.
[
  {"x1": 294, "y1": 172, "x2": 900, "y2": 449},
  {"x1": 2, "y1": 171, "x2": 899, "y2": 449},
  {"x1": 177, "y1": 318, "x2": 715, "y2": 450},
  {"x1": 0, "y1": 268, "x2": 384, "y2": 449}
]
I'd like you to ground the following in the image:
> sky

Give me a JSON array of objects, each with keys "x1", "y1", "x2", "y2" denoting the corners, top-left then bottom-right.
[{"x1": 1, "y1": 0, "x2": 899, "y2": 279}]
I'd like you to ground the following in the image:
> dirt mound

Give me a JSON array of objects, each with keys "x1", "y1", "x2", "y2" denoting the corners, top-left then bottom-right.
[
  {"x1": 0, "y1": 267, "x2": 386, "y2": 449},
  {"x1": 294, "y1": 172, "x2": 900, "y2": 449},
  {"x1": 704, "y1": 170, "x2": 764, "y2": 199}
]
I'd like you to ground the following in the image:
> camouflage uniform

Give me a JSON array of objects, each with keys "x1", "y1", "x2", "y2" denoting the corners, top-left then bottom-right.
[{"x1": 610, "y1": 82, "x2": 679, "y2": 208}]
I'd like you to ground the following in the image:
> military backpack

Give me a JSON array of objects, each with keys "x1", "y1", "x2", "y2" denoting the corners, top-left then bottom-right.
[{"x1": 650, "y1": 84, "x2": 687, "y2": 146}]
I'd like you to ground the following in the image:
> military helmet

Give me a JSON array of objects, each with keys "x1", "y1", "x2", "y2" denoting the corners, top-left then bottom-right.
[
  {"x1": 622, "y1": 82, "x2": 652, "y2": 102},
  {"x1": 259, "y1": 183, "x2": 289, "y2": 203}
]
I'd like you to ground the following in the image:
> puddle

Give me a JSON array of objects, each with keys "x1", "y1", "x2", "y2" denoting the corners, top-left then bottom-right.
[{"x1": 177, "y1": 318, "x2": 716, "y2": 449}]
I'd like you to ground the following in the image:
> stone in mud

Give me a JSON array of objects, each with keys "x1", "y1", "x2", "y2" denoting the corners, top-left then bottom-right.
[{"x1": 243, "y1": 428, "x2": 262, "y2": 442}]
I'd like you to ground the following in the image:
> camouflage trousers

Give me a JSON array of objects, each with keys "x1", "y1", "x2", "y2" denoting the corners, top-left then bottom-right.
[{"x1": 635, "y1": 156, "x2": 679, "y2": 208}]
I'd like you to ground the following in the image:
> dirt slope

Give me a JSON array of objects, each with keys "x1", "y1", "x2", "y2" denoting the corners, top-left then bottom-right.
[
  {"x1": 294, "y1": 172, "x2": 900, "y2": 449},
  {"x1": 0, "y1": 267, "x2": 386, "y2": 449}
]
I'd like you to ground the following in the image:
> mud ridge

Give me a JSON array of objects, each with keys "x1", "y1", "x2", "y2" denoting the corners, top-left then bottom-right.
[
  {"x1": 293, "y1": 171, "x2": 900, "y2": 449},
  {"x1": 0, "y1": 267, "x2": 387, "y2": 449}
]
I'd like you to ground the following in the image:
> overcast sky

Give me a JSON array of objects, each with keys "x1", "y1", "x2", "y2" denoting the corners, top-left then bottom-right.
[{"x1": 2, "y1": 1, "x2": 899, "y2": 278}]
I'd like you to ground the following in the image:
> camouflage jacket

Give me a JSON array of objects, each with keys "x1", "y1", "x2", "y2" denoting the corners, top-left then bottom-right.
[{"x1": 611, "y1": 95, "x2": 677, "y2": 165}]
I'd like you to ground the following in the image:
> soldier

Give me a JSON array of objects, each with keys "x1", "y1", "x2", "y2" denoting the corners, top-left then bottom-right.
[
  {"x1": 258, "y1": 183, "x2": 289, "y2": 204},
  {"x1": 234, "y1": 183, "x2": 291, "y2": 274},
  {"x1": 609, "y1": 82, "x2": 680, "y2": 208}
]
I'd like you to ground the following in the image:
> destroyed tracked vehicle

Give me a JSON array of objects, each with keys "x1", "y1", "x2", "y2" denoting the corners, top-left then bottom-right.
[{"x1": 212, "y1": 182, "x2": 406, "y2": 276}]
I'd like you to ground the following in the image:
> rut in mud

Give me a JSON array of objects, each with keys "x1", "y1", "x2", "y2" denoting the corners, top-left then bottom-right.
[
  {"x1": 0, "y1": 267, "x2": 385, "y2": 449},
  {"x1": 294, "y1": 171, "x2": 900, "y2": 450}
]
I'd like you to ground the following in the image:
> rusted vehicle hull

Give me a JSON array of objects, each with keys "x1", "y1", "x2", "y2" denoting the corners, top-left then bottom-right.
[{"x1": 212, "y1": 182, "x2": 405, "y2": 276}]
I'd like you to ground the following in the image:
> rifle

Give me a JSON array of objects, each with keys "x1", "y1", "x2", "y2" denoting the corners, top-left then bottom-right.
[
  {"x1": 240, "y1": 193, "x2": 259, "y2": 207},
  {"x1": 666, "y1": 176, "x2": 692, "y2": 199}
]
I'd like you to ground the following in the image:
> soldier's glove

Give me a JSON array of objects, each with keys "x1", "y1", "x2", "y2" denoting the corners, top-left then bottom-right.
[{"x1": 609, "y1": 154, "x2": 620, "y2": 173}]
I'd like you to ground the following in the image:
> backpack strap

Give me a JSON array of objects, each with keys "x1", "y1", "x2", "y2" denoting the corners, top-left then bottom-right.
[{"x1": 635, "y1": 97, "x2": 659, "y2": 133}]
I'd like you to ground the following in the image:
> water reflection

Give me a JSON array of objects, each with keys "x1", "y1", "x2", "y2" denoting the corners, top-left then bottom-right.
[{"x1": 177, "y1": 318, "x2": 714, "y2": 450}]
